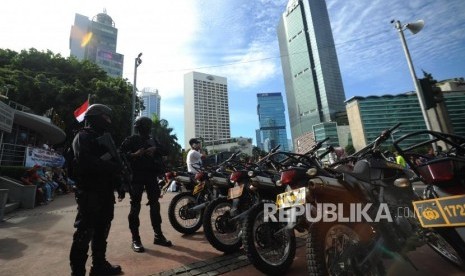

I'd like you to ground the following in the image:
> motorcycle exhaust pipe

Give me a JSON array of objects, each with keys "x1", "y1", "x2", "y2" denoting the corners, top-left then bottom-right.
[
  {"x1": 189, "y1": 202, "x2": 209, "y2": 212},
  {"x1": 308, "y1": 176, "x2": 351, "y2": 200}
]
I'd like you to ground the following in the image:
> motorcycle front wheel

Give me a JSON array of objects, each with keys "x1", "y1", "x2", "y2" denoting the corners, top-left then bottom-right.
[
  {"x1": 203, "y1": 197, "x2": 242, "y2": 253},
  {"x1": 306, "y1": 222, "x2": 384, "y2": 276},
  {"x1": 168, "y1": 192, "x2": 203, "y2": 234},
  {"x1": 428, "y1": 227, "x2": 465, "y2": 270},
  {"x1": 242, "y1": 201, "x2": 296, "y2": 275}
]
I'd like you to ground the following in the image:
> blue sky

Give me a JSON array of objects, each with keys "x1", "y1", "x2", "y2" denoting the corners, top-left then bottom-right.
[{"x1": 1, "y1": 0, "x2": 465, "y2": 149}]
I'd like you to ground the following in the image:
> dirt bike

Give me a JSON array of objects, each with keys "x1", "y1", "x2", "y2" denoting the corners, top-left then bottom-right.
[
  {"x1": 168, "y1": 153, "x2": 239, "y2": 234},
  {"x1": 394, "y1": 129, "x2": 465, "y2": 269},
  {"x1": 202, "y1": 146, "x2": 287, "y2": 254},
  {"x1": 287, "y1": 123, "x2": 465, "y2": 274},
  {"x1": 240, "y1": 140, "x2": 332, "y2": 275}
]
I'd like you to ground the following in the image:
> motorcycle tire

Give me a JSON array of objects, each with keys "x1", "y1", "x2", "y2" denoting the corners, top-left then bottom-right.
[
  {"x1": 428, "y1": 227, "x2": 465, "y2": 270},
  {"x1": 242, "y1": 201, "x2": 296, "y2": 275},
  {"x1": 306, "y1": 222, "x2": 385, "y2": 276},
  {"x1": 203, "y1": 197, "x2": 242, "y2": 253},
  {"x1": 168, "y1": 192, "x2": 203, "y2": 234}
]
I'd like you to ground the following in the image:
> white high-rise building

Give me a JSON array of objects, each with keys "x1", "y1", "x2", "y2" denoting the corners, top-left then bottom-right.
[
  {"x1": 139, "y1": 88, "x2": 161, "y2": 119},
  {"x1": 184, "y1": 71, "x2": 230, "y2": 149}
]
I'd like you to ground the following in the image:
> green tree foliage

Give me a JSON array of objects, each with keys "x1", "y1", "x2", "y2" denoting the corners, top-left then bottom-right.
[
  {"x1": 0, "y1": 48, "x2": 140, "y2": 145},
  {"x1": 150, "y1": 116, "x2": 182, "y2": 168},
  {"x1": 345, "y1": 144, "x2": 356, "y2": 155}
]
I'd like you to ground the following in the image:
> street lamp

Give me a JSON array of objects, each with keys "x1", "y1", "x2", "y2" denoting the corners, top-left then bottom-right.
[
  {"x1": 131, "y1": 53, "x2": 143, "y2": 135},
  {"x1": 391, "y1": 19, "x2": 432, "y2": 132}
]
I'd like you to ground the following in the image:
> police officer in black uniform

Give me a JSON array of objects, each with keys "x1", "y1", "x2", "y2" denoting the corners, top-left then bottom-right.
[
  {"x1": 69, "y1": 104, "x2": 122, "y2": 276},
  {"x1": 120, "y1": 117, "x2": 172, "y2": 253}
]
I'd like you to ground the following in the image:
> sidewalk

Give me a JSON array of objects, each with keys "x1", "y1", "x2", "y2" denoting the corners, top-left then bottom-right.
[
  {"x1": 0, "y1": 192, "x2": 254, "y2": 276},
  {"x1": 1, "y1": 192, "x2": 464, "y2": 276}
]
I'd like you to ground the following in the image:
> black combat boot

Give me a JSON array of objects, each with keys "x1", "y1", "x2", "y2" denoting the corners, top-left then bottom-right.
[
  {"x1": 132, "y1": 237, "x2": 145, "y2": 253},
  {"x1": 89, "y1": 260, "x2": 122, "y2": 276},
  {"x1": 153, "y1": 233, "x2": 172, "y2": 247}
]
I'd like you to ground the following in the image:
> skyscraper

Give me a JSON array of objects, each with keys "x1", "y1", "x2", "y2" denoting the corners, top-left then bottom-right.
[
  {"x1": 256, "y1": 93, "x2": 289, "y2": 152},
  {"x1": 139, "y1": 88, "x2": 161, "y2": 119},
  {"x1": 69, "y1": 10, "x2": 124, "y2": 78},
  {"x1": 184, "y1": 71, "x2": 230, "y2": 149},
  {"x1": 278, "y1": 0, "x2": 345, "y2": 144}
]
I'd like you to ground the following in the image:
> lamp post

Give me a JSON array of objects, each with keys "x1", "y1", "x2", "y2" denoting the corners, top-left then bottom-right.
[
  {"x1": 131, "y1": 53, "x2": 143, "y2": 135},
  {"x1": 392, "y1": 19, "x2": 432, "y2": 132}
]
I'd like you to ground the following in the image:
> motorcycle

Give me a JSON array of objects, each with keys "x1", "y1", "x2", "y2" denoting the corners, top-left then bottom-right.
[
  {"x1": 167, "y1": 153, "x2": 239, "y2": 234},
  {"x1": 202, "y1": 146, "x2": 286, "y2": 254},
  {"x1": 241, "y1": 140, "x2": 332, "y2": 275},
  {"x1": 293, "y1": 123, "x2": 465, "y2": 274},
  {"x1": 394, "y1": 129, "x2": 465, "y2": 268}
]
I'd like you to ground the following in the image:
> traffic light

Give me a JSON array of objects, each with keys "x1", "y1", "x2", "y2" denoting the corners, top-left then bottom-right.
[{"x1": 419, "y1": 78, "x2": 439, "y2": 109}]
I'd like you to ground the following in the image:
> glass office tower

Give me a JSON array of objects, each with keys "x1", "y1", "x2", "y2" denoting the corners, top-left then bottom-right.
[
  {"x1": 278, "y1": 0, "x2": 345, "y2": 143},
  {"x1": 70, "y1": 10, "x2": 124, "y2": 78},
  {"x1": 256, "y1": 93, "x2": 289, "y2": 152}
]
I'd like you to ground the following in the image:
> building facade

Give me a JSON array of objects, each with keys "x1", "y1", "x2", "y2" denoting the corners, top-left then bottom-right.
[
  {"x1": 184, "y1": 71, "x2": 230, "y2": 149},
  {"x1": 69, "y1": 11, "x2": 124, "y2": 78},
  {"x1": 346, "y1": 91, "x2": 465, "y2": 151},
  {"x1": 277, "y1": 0, "x2": 346, "y2": 147},
  {"x1": 139, "y1": 88, "x2": 161, "y2": 119},
  {"x1": 256, "y1": 93, "x2": 289, "y2": 152}
]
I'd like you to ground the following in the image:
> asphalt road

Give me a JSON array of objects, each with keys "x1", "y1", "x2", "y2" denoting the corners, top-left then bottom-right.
[{"x1": 0, "y1": 192, "x2": 464, "y2": 276}]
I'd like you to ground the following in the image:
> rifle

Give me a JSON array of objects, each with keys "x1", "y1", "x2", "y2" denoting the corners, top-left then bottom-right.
[{"x1": 96, "y1": 132, "x2": 133, "y2": 200}]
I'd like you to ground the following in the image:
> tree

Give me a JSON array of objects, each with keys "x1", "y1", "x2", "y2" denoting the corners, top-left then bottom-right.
[
  {"x1": 150, "y1": 116, "x2": 182, "y2": 169},
  {"x1": 345, "y1": 144, "x2": 355, "y2": 155},
  {"x1": 0, "y1": 48, "x2": 137, "y2": 146}
]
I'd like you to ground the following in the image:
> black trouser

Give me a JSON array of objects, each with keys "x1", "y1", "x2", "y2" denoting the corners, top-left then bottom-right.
[
  {"x1": 69, "y1": 190, "x2": 115, "y2": 272},
  {"x1": 128, "y1": 179, "x2": 162, "y2": 240}
]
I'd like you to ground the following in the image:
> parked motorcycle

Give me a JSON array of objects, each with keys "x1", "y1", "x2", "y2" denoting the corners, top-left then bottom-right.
[
  {"x1": 241, "y1": 140, "x2": 331, "y2": 275},
  {"x1": 202, "y1": 146, "x2": 286, "y2": 254},
  {"x1": 296, "y1": 124, "x2": 465, "y2": 274},
  {"x1": 167, "y1": 153, "x2": 239, "y2": 234},
  {"x1": 394, "y1": 129, "x2": 465, "y2": 268}
]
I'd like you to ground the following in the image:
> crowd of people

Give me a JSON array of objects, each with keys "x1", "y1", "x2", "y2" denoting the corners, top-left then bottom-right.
[{"x1": 20, "y1": 165, "x2": 75, "y2": 206}]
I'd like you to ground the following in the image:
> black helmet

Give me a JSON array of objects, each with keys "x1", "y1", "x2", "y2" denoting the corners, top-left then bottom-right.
[
  {"x1": 85, "y1": 104, "x2": 112, "y2": 119},
  {"x1": 85, "y1": 104, "x2": 112, "y2": 131},
  {"x1": 134, "y1": 117, "x2": 152, "y2": 135}
]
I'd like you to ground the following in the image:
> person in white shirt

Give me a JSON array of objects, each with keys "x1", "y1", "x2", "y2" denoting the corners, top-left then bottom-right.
[{"x1": 187, "y1": 138, "x2": 203, "y2": 173}]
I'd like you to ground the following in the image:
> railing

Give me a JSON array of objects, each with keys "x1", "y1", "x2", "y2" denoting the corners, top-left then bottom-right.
[{"x1": 0, "y1": 143, "x2": 27, "y2": 166}]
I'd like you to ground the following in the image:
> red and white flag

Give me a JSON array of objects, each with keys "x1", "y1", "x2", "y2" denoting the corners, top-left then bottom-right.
[{"x1": 74, "y1": 100, "x2": 89, "y2": 122}]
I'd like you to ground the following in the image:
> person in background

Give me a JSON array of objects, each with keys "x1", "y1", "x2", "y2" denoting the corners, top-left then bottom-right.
[
  {"x1": 120, "y1": 117, "x2": 172, "y2": 253},
  {"x1": 69, "y1": 104, "x2": 122, "y2": 276},
  {"x1": 394, "y1": 151, "x2": 407, "y2": 168},
  {"x1": 21, "y1": 165, "x2": 46, "y2": 205},
  {"x1": 164, "y1": 172, "x2": 179, "y2": 192},
  {"x1": 186, "y1": 138, "x2": 204, "y2": 173}
]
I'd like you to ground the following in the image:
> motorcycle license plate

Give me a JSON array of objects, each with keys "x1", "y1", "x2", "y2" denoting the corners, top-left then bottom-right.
[
  {"x1": 276, "y1": 187, "x2": 306, "y2": 209},
  {"x1": 193, "y1": 183, "x2": 205, "y2": 195},
  {"x1": 228, "y1": 184, "x2": 244, "y2": 199},
  {"x1": 413, "y1": 195, "x2": 465, "y2": 228}
]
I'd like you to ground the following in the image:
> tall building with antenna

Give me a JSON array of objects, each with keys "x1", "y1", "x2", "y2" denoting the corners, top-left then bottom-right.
[
  {"x1": 277, "y1": 0, "x2": 346, "y2": 146},
  {"x1": 69, "y1": 10, "x2": 124, "y2": 78}
]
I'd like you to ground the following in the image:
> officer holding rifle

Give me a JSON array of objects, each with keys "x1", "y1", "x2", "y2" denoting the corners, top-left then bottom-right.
[
  {"x1": 120, "y1": 117, "x2": 172, "y2": 253},
  {"x1": 69, "y1": 104, "x2": 123, "y2": 276}
]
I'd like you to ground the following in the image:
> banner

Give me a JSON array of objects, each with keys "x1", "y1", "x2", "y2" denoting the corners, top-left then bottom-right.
[{"x1": 25, "y1": 147, "x2": 65, "y2": 168}]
